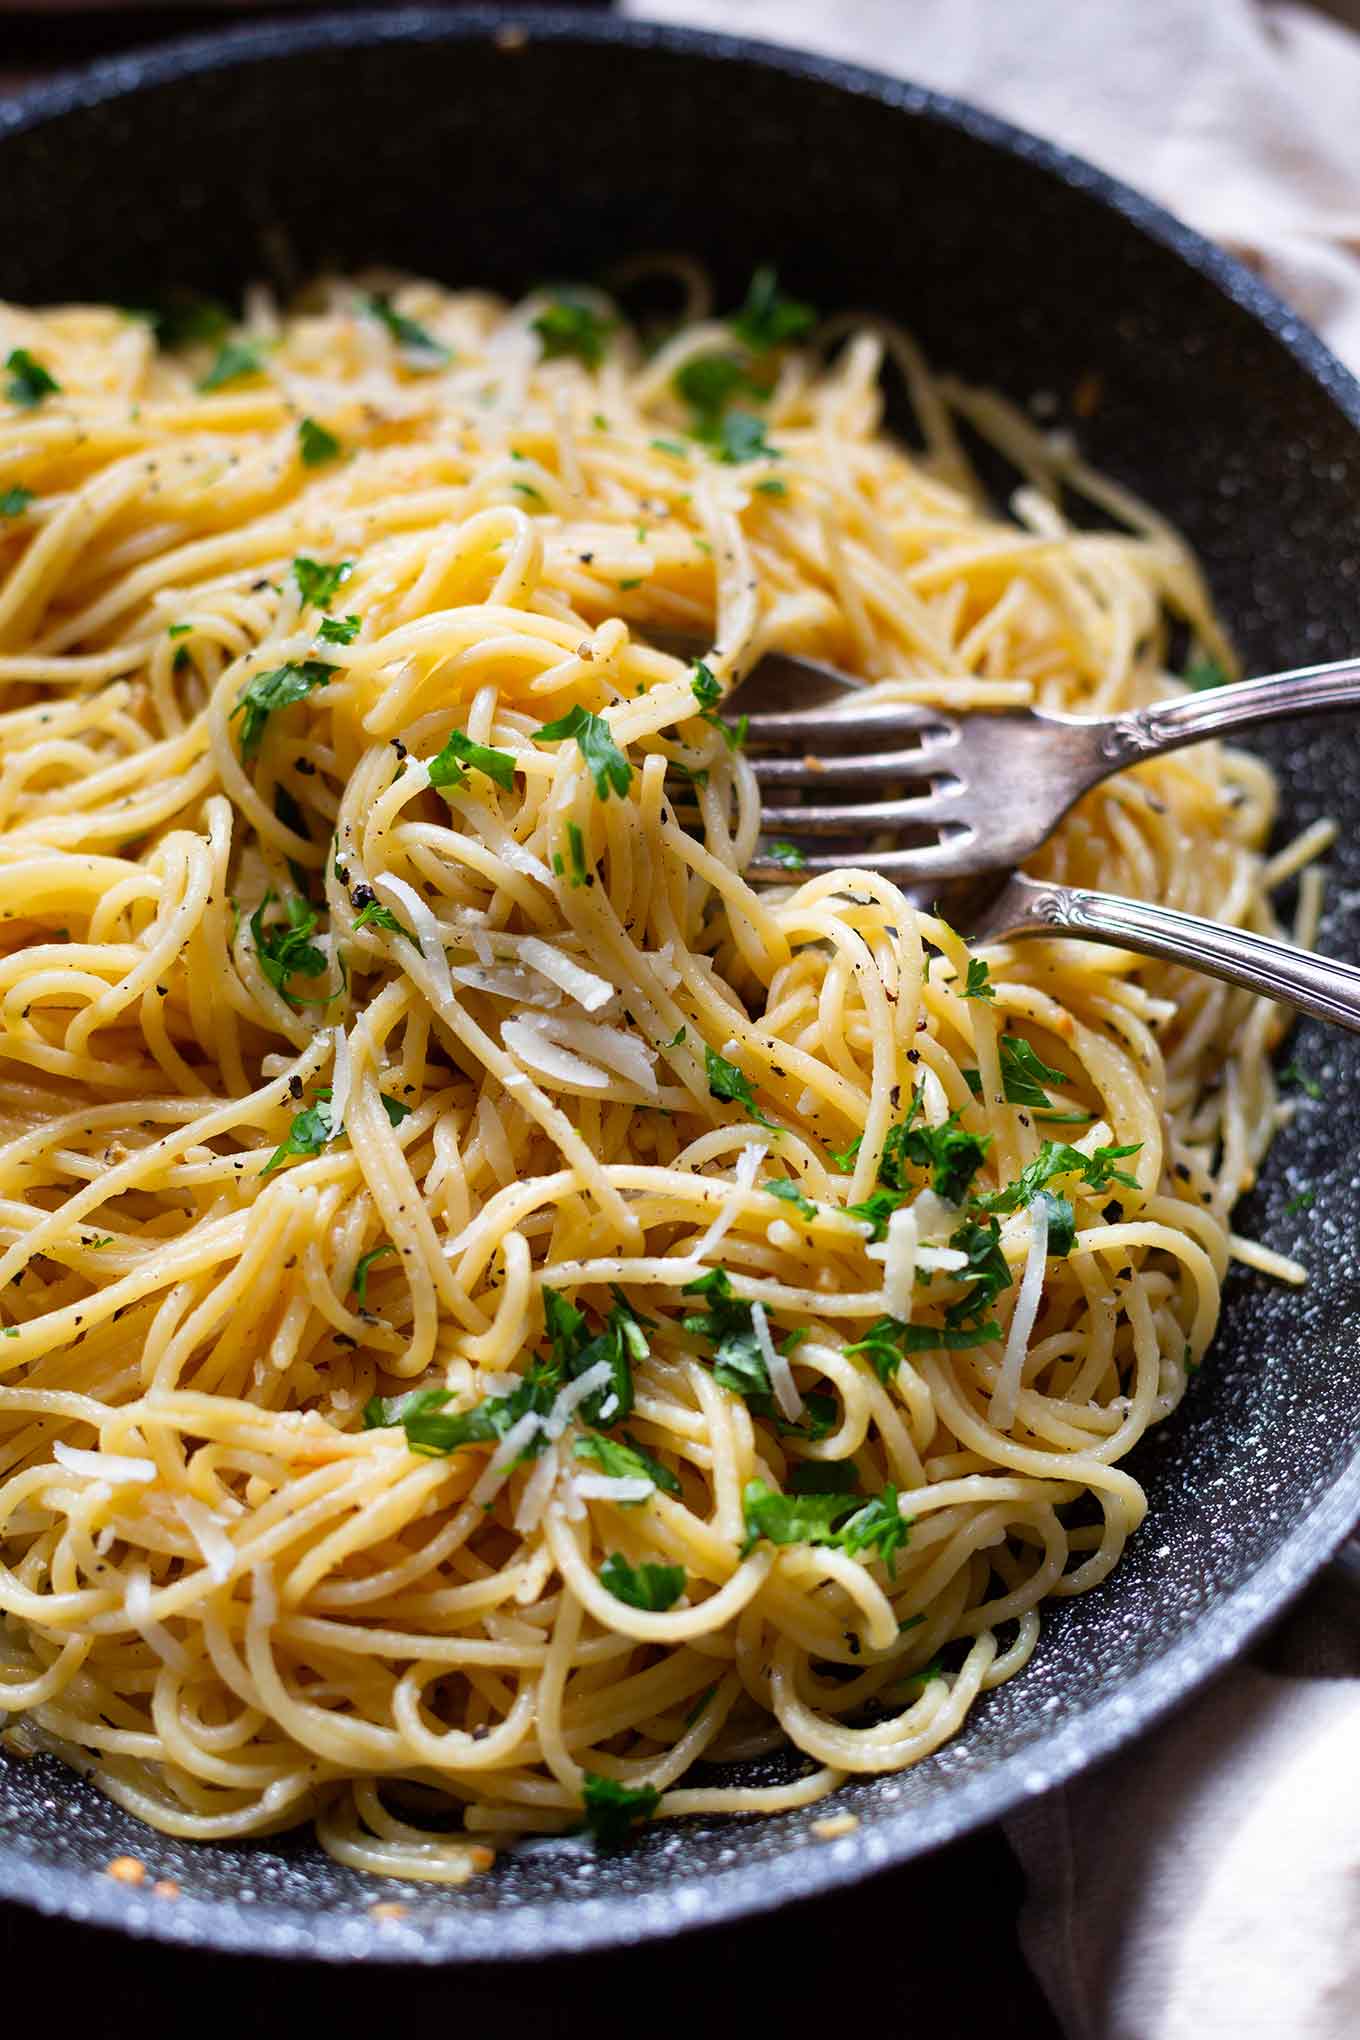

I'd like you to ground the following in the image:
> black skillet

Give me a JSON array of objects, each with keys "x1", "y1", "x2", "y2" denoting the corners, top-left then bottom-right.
[{"x1": 0, "y1": 6, "x2": 1358, "y2": 1965}]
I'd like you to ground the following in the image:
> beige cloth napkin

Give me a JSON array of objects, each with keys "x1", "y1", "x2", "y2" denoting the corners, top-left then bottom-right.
[{"x1": 622, "y1": 3, "x2": 1360, "y2": 2031}]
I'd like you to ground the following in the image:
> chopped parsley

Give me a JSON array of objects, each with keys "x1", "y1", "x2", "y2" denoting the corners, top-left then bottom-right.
[
  {"x1": 962, "y1": 956, "x2": 994, "y2": 1000},
  {"x1": 261, "y1": 1096, "x2": 336, "y2": 1176},
  {"x1": 250, "y1": 892, "x2": 329, "y2": 1005},
  {"x1": 754, "y1": 478, "x2": 788, "y2": 497},
  {"x1": 730, "y1": 267, "x2": 817, "y2": 351},
  {"x1": 1285, "y1": 1189, "x2": 1315, "y2": 1217},
  {"x1": 352, "y1": 1242, "x2": 396, "y2": 1306},
  {"x1": 534, "y1": 704, "x2": 632, "y2": 800},
  {"x1": 574, "y1": 1431, "x2": 681, "y2": 1497},
  {"x1": 705, "y1": 1045, "x2": 777, "y2": 1129},
  {"x1": 674, "y1": 352, "x2": 754, "y2": 432},
  {"x1": 4, "y1": 349, "x2": 60, "y2": 408},
  {"x1": 579, "y1": 1772, "x2": 659, "y2": 1845},
  {"x1": 318, "y1": 613, "x2": 361, "y2": 645},
  {"x1": 353, "y1": 899, "x2": 415, "y2": 943},
  {"x1": 599, "y1": 1553, "x2": 685, "y2": 1610},
  {"x1": 428, "y1": 727, "x2": 517, "y2": 794},
  {"x1": 381, "y1": 1093, "x2": 413, "y2": 1127},
  {"x1": 716, "y1": 410, "x2": 779, "y2": 464},
  {"x1": 543, "y1": 1286, "x2": 642, "y2": 1427},
  {"x1": 1279, "y1": 1061, "x2": 1323, "y2": 1102},
  {"x1": 1185, "y1": 654, "x2": 1229, "y2": 690},
  {"x1": 197, "y1": 341, "x2": 262, "y2": 392},
  {"x1": 298, "y1": 417, "x2": 341, "y2": 466},
  {"x1": 975, "y1": 1139, "x2": 1141, "y2": 1217},
  {"x1": 741, "y1": 1479, "x2": 909, "y2": 1574},
  {"x1": 1033, "y1": 1188, "x2": 1076, "y2": 1256},
  {"x1": 292, "y1": 557, "x2": 353, "y2": 610},
  {"x1": 363, "y1": 1359, "x2": 561, "y2": 1460},
  {"x1": 767, "y1": 1176, "x2": 816, "y2": 1221},
  {"x1": 565, "y1": 820, "x2": 591, "y2": 888},
  {"x1": 844, "y1": 1315, "x2": 1003, "y2": 1382},
  {"x1": 767, "y1": 840, "x2": 808, "y2": 871},
  {"x1": 531, "y1": 291, "x2": 614, "y2": 369},
  {"x1": 126, "y1": 291, "x2": 229, "y2": 351},
  {"x1": 943, "y1": 1214, "x2": 1012, "y2": 1327},
  {"x1": 231, "y1": 658, "x2": 333, "y2": 756},
  {"x1": 650, "y1": 436, "x2": 688, "y2": 457},
  {"x1": 0, "y1": 487, "x2": 33, "y2": 518},
  {"x1": 361, "y1": 293, "x2": 450, "y2": 368},
  {"x1": 995, "y1": 1036, "x2": 1069, "y2": 1109}
]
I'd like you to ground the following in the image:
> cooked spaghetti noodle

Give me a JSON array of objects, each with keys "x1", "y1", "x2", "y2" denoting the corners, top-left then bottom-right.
[{"x1": 0, "y1": 269, "x2": 1316, "y2": 1881}]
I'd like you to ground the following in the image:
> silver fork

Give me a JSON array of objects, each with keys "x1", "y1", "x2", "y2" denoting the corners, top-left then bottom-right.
[{"x1": 727, "y1": 651, "x2": 1360, "y2": 1033}]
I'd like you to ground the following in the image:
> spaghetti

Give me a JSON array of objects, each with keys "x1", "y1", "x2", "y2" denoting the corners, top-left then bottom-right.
[{"x1": 0, "y1": 268, "x2": 1315, "y2": 1881}]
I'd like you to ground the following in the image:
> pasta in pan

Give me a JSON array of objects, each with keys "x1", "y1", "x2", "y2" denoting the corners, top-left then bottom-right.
[{"x1": 0, "y1": 269, "x2": 1320, "y2": 1880}]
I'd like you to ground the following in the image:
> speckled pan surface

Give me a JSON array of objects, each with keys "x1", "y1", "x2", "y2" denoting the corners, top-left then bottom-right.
[{"x1": 0, "y1": 4, "x2": 1358, "y2": 1964}]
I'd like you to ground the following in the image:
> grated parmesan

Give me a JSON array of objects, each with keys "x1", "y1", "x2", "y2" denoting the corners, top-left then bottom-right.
[
  {"x1": 572, "y1": 1473, "x2": 654, "y2": 1505},
  {"x1": 752, "y1": 1300, "x2": 802, "y2": 1421},
  {"x1": 991, "y1": 1198, "x2": 1049, "y2": 1432},
  {"x1": 374, "y1": 873, "x2": 455, "y2": 1006},
  {"x1": 329, "y1": 1024, "x2": 351, "y2": 1131},
  {"x1": 176, "y1": 1497, "x2": 237, "y2": 1584},
  {"x1": 690, "y1": 1142, "x2": 766, "y2": 1264},
  {"x1": 518, "y1": 936, "x2": 614, "y2": 1012},
  {"x1": 502, "y1": 1016, "x2": 609, "y2": 1089},
  {"x1": 52, "y1": 1441, "x2": 155, "y2": 1484}
]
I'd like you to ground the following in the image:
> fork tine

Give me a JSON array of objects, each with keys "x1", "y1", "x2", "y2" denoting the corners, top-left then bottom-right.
[
  {"x1": 741, "y1": 703, "x2": 957, "y2": 748},
  {"x1": 751, "y1": 746, "x2": 958, "y2": 788},
  {"x1": 758, "y1": 791, "x2": 964, "y2": 833}
]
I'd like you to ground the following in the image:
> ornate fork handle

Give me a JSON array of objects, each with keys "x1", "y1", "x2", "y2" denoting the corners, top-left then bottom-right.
[
  {"x1": 1098, "y1": 654, "x2": 1360, "y2": 767},
  {"x1": 996, "y1": 873, "x2": 1360, "y2": 1034}
]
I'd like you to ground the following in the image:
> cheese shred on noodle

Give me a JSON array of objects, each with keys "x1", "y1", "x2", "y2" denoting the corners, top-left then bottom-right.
[{"x1": 0, "y1": 271, "x2": 1310, "y2": 1881}]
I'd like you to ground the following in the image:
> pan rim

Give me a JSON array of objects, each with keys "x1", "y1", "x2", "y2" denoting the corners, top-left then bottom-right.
[{"x1": 0, "y1": 2, "x2": 1358, "y2": 1964}]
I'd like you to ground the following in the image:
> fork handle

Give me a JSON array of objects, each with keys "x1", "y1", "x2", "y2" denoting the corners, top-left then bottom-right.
[
  {"x1": 1099, "y1": 654, "x2": 1360, "y2": 769},
  {"x1": 999, "y1": 873, "x2": 1360, "y2": 1034}
]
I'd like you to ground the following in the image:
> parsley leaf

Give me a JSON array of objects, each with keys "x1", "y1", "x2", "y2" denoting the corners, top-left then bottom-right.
[
  {"x1": 599, "y1": 1552, "x2": 685, "y2": 1610},
  {"x1": 962, "y1": 956, "x2": 994, "y2": 1000},
  {"x1": 261, "y1": 1097, "x2": 335, "y2": 1176},
  {"x1": 542, "y1": 1287, "x2": 638, "y2": 1426},
  {"x1": 731, "y1": 267, "x2": 817, "y2": 351},
  {"x1": 292, "y1": 557, "x2": 353, "y2": 610},
  {"x1": 705, "y1": 1045, "x2": 777, "y2": 1129},
  {"x1": 837, "y1": 1488, "x2": 910, "y2": 1576},
  {"x1": 767, "y1": 840, "x2": 808, "y2": 871},
  {"x1": 674, "y1": 352, "x2": 753, "y2": 431},
  {"x1": 943, "y1": 1215, "x2": 1012, "y2": 1328},
  {"x1": 0, "y1": 487, "x2": 33, "y2": 518},
  {"x1": 690, "y1": 660, "x2": 722, "y2": 711},
  {"x1": 353, "y1": 900, "x2": 415, "y2": 943},
  {"x1": 845, "y1": 1315, "x2": 1002, "y2": 1380},
  {"x1": 428, "y1": 728, "x2": 517, "y2": 793},
  {"x1": 996, "y1": 1037, "x2": 1069, "y2": 1109},
  {"x1": 364, "y1": 1359, "x2": 561, "y2": 1460},
  {"x1": 975, "y1": 1139, "x2": 1141, "y2": 1216},
  {"x1": 574, "y1": 1431, "x2": 681, "y2": 1497},
  {"x1": 845, "y1": 1188, "x2": 904, "y2": 1242},
  {"x1": 231, "y1": 658, "x2": 333, "y2": 757},
  {"x1": 716, "y1": 409, "x2": 779, "y2": 464},
  {"x1": 532, "y1": 291, "x2": 613, "y2": 368},
  {"x1": 362, "y1": 293, "x2": 450, "y2": 368},
  {"x1": 4, "y1": 349, "x2": 60, "y2": 408},
  {"x1": 318, "y1": 613, "x2": 361, "y2": 645},
  {"x1": 580, "y1": 1772, "x2": 659, "y2": 1845},
  {"x1": 250, "y1": 891, "x2": 328, "y2": 1005},
  {"x1": 298, "y1": 417, "x2": 341, "y2": 467},
  {"x1": 741, "y1": 1478, "x2": 908, "y2": 1572},
  {"x1": 1033, "y1": 1188, "x2": 1075, "y2": 1256},
  {"x1": 1185, "y1": 655, "x2": 1229, "y2": 690},
  {"x1": 198, "y1": 341, "x2": 262, "y2": 392},
  {"x1": 1279, "y1": 1061, "x2": 1323, "y2": 1102},
  {"x1": 829, "y1": 1134, "x2": 862, "y2": 1173},
  {"x1": 381, "y1": 1093, "x2": 413, "y2": 1127},
  {"x1": 767, "y1": 1176, "x2": 816, "y2": 1221},
  {"x1": 352, "y1": 1242, "x2": 396, "y2": 1306},
  {"x1": 533, "y1": 704, "x2": 632, "y2": 800},
  {"x1": 126, "y1": 291, "x2": 229, "y2": 351}
]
